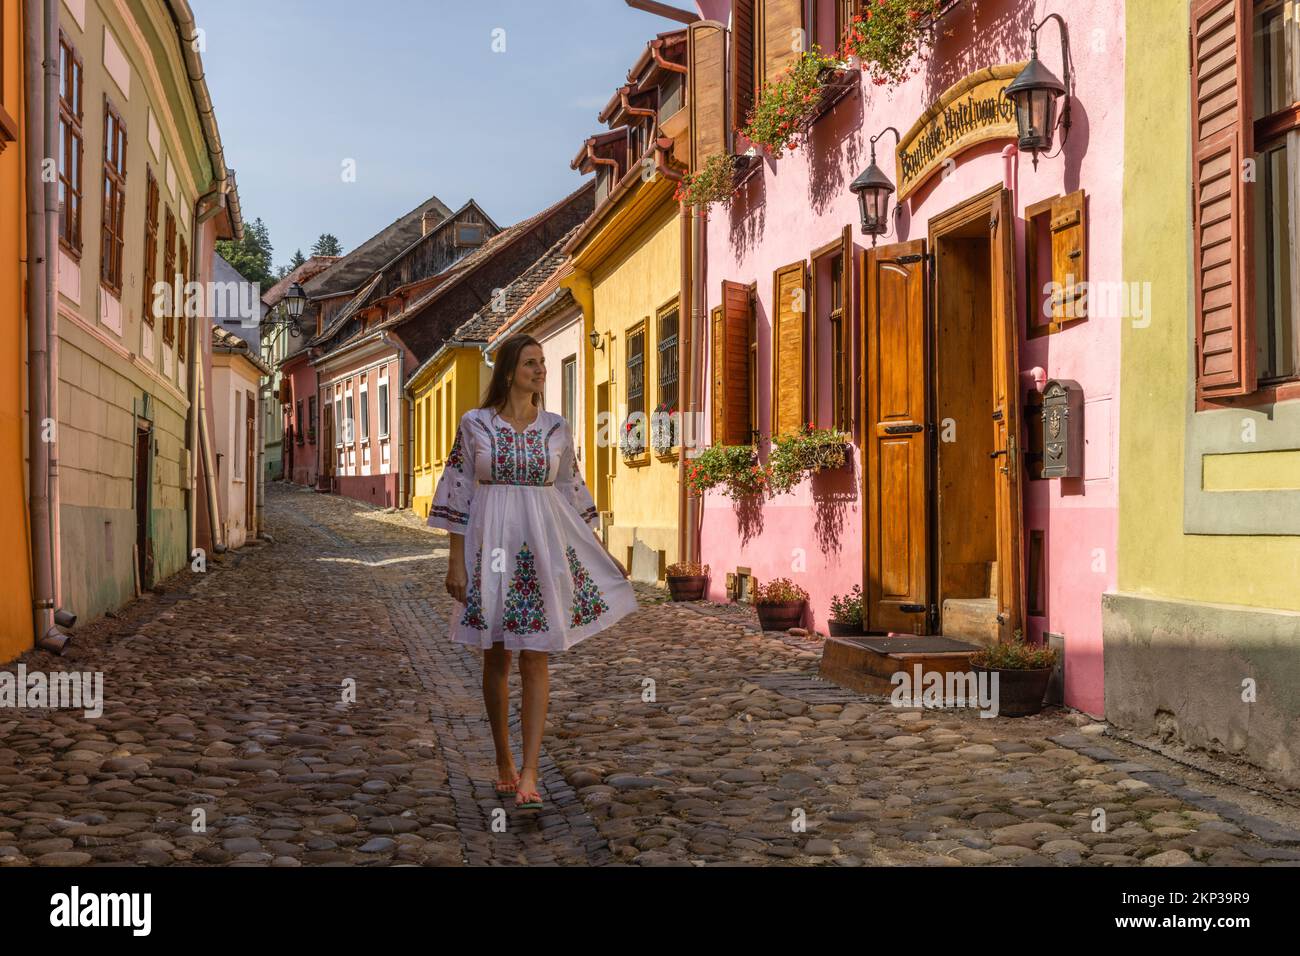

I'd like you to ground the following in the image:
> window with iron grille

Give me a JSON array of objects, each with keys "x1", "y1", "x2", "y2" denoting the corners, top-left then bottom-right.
[
  {"x1": 58, "y1": 33, "x2": 83, "y2": 256},
  {"x1": 296, "y1": 401, "x2": 305, "y2": 445},
  {"x1": 657, "y1": 303, "x2": 679, "y2": 413},
  {"x1": 100, "y1": 98, "x2": 128, "y2": 296},
  {"x1": 626, "y1": 325, "x2": 646, "y2": 424},
  {"x1": 308, "y1": 395, "x2": 317, "y2": 444}
]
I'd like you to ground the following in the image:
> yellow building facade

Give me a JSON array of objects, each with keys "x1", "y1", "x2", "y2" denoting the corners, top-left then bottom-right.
[
  {"x1": 1, "y1": 0, "x2": 34, "y2": 661},
  {"x1": 408, "y1": 347, "x2": 485, "y2": 520},
  {"x1": 565, "y1": 174, "x2": 682, "y2": 582}
]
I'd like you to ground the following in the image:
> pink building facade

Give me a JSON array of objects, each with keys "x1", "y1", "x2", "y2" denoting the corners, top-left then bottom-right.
[
  {"x1": 315, "y1": 339, "x2": 411, "y2": 510},
  {"x1": 694, "y1": 0, "x2": 1124, "y2": 714}
]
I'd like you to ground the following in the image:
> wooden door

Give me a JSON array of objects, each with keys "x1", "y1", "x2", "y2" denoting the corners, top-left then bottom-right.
[
  {"x1": 863, "y1": 239, "x2": 929, "y2": 634},
  {"x1": 989, "y1": 189, "x2": 1025, "y2": 640}
]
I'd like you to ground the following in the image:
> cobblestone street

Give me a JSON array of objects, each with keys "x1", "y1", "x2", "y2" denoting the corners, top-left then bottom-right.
[{"x1": 2, "y1": 483, "x2": 1298, "y2": 867}]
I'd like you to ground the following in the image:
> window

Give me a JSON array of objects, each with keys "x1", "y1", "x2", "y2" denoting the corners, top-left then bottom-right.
[
  {"x1": 296, "y1": 401, "x2": 305, "y2": 446},
  {"x1": 1191, "y1": 0, "x2": 1299, "y2": 401},
  {"x1": 177, "y1": 235, "x2": 189, "y2": 362},
  {"x1": 562, "y1": 355, "x2": 578, "y2": 433},
  {"x1": 626, "y1": 323, "x2": 646, "y2": 428},
  {"x1": 828, "y1": 253, "x2": 848, "y2": 431},
  {"x1": 345, "y1": 391, "x2": 355, "y2": 445},
  {"x1": 657, "y1": 303, "x2": 679, "y2": 415},
  {"x1": 0, "y1": 9, "x2": 19, "y2": 150},
  {"x1": 58, "y1": 33, "x2": 84, "y2": 256},
  {"x1": 141, "y1": 169, "x2": 159, "y2": 327},
  {"x1": 359, "y1": 385, "x2": 370, "y2": 441},
  {"x1": 100, "y1": 98, "x2": 128, "y2": 296},
  {"x1": 771, "y1": 260, "x2": 809, "y2": 437},
  {"x1": 454, "y1": 221, "x2": 485, "y2": 248},
  {"x1": 308, "y1": 396, "x2": 317, "y2": 444},
  {"x1": 1025, "y1": 191, "x2": 1088, "y2": 337},
  {"x1": 333, "y1": 393, "x2": 343, "y2": 447},
  {"x1": 378, "y1": 379, "x2": 390, "y2": 437},
  {"x1": 162, "y1": 208, "x2": 176, "y2": 345},
  {"x1": 1252, "y1": 0, "x2": 1298, "y2": 382},
  {"x1": 711, "y1": 281, "x2": 756, "y2": 446}
]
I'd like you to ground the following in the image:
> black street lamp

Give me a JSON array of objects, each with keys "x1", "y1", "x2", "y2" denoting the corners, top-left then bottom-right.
[
  {"x1": 1005, "y1": 13, "x2": 1073, "y2": 169},
  {"x1": 850, "y1": 126, "x2": 901, "y2": 246},
  {"x1": 281, "y1": 281, "x2": 307, "y2": 337}
]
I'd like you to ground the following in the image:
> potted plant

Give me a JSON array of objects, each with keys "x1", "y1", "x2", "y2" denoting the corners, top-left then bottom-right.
[
  {"x1": 768, "y1": 423, "x2": 852, "y2": 494},
  {"x1": 650, "y1": 402, "x2": 677, "y2": 455},
  {"x1": 839, "y1": 0, "x2": 942, "y2": 88},
  {"x1": 827, "y1": 584, "x2": 865, "y2": 636},
  {"x1": 675, "y1": 153, "x2": 738, "y2": 208},
  {"x1": 665, "y1": 560, "x2": 709, "y2": 601},
  {"x1": 685, "y1": 444, "x2": 770, "y2": 500},
  {"x1": 740, "y1": 45, "x2": 841, "y2": 158},
  {"x1": 970, "y1": 633, "x2": 1059, "y2": 717},
  {"x1": 752, "y1": 577, "x2": 808, "y2": 632},
  {"x1": 619, "y1": 414, "x2": 646, "y2": 459}
]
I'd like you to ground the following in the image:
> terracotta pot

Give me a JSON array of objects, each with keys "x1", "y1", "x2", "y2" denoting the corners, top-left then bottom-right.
[
  {"x1": 827, "y1": 618, "x2": 863, "y2": 637},
  {"x1": 973, "y1": 665, "x2": 1053, "y2": 717},
  {"x1": 666, "y1": 575, "x2": 706, "y2": 601},
  {"x1": 756, "y1": 600, "x2": 804, "y2": 632}
]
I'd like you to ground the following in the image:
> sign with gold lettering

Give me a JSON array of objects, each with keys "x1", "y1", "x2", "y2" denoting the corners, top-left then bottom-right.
[{"x1": 895, "y1": 63, "x2": 1028, "y2": 200}]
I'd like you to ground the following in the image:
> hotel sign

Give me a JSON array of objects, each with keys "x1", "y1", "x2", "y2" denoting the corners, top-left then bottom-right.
[{"x1": 896, "y1": 63, "x2": 1027, "y2": 200}]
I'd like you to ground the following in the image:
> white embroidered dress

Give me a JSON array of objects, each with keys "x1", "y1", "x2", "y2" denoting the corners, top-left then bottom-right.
[{"x1": 428, "y1": 407, "x2": 638, "y2": 652}]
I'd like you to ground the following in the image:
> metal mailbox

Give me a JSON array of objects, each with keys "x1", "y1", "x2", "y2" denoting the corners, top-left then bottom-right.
[{"x1": 1041, "y1": 379, "x2": 1083, "y2": 479}]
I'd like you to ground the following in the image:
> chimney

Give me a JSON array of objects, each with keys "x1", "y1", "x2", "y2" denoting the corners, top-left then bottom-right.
[{"x1": 422, "y1": 211, "x2": 439, "y2": 237}]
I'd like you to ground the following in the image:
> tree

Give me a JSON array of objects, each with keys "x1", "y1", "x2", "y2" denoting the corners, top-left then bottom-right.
[
  {"x1": 311, "y1": 233, "x2": 343, "y2": 257},
  {"x1": 289, "y1": 248, "x2": 307, "y2": 270},
  {"x1": 216, "y1": 217, "x2": 275, "y2": 291}
]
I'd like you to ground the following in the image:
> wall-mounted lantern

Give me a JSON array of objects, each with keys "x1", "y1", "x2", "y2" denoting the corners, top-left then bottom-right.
[
  {"x1": 589, "y1": 328, "x2": 605, "y2": 351},
  {"x1": 278, "y1": 281, "x2": 307, "y2": 337},
  {"x1": 850, "y1": 126, "x2": 901, "y2": 246},
  {"x1": 1005, "y1": 14, "x2": 1073, "y2": 169}
]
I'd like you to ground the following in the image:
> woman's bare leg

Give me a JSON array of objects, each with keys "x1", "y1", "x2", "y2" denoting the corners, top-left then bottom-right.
[
  {"x1": 517, "y1": 650, "x2": 549, "y2": 795},
  {"x1": 482, "y1": 644, "x2": 516, "y2": 783}
]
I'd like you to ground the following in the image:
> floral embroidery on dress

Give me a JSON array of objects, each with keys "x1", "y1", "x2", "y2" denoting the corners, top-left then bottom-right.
[
  {"x1": 566, "y1": 545, "x2": 609, "y2": 627},
  {"x1": 492, "y1": 425, "x2": 516, "y2": 482},
  {"x1": 503, "y1": 542, "x2": 549, "y2": 634},
  {"x1": 446, "y1": 429, "x2": 465, "y2": 470},
  {"x1": 523, "y1": 428, "x2": 548, "y2": 485},
  {"x1": 460, "y1": 549, "x2": 487, "y2": 630}
]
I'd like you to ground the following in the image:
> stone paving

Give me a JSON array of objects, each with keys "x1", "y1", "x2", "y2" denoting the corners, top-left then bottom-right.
[{"x1": 1, "y1": 482, "x2": 1298, "y2": 867}]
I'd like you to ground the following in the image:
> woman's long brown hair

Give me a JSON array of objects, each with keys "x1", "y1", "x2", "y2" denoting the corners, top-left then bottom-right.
[{"x1": 479, "y1": 334, "x2": 543, "y2": 411}]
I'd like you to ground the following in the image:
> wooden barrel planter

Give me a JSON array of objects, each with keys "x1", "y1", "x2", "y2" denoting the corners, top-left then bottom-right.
[
  {"x1": 756, "y1": 601, "x2": 804, "y2": 632},
  {"x1": 827, "y1": 618, "x2": 864, "y2": 637},
  {"x1": 973, "y1": 665, "x2": 1053, "y2": 717},
  {"x1": 666, "y1": 574, "x2": 707, "y2": 601}
]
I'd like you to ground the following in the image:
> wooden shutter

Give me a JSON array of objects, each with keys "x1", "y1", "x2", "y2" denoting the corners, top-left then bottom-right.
[
  {"x1": 1191, "y1": 0, "x2": 1255, "y2": 398},
  {"x1": 839, "y1": 223, "x2": 854, "y2": 432},
  {"x1": 771, "y1": 260, "x2": 807, "y2": 437},
  {"x1": 688, "y1": 20, "x2": 729, "y2": 172},
  {"x1": 760, "y1": 0, "x2": 808, "y2": 87},
  {"x1": 712, "y1": 281, "x2": 753, "y2": 446},
  {"x1": 732, "y1": 0, "x2": 757, "y2": 131},
  {"x1": 1048, "y1": 189, "x2": 1087, "y2": 323}
]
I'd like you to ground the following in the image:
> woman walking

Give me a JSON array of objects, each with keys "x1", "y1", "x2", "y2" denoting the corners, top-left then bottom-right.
[{"x1": 428, "y1": 334, "x2": 637, "y2": 809}]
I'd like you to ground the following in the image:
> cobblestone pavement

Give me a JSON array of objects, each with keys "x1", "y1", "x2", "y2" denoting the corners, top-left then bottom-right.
[{"x1": 2, "y1": 482, "x2": 1298, "y2": 867}]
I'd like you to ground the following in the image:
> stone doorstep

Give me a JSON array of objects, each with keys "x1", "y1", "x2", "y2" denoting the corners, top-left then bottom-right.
[{"x1": 819, "y1": 636, "x2": 979, "y2": 696}]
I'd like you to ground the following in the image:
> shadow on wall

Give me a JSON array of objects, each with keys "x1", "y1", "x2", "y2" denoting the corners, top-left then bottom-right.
[
  {"x1": 808, "y1": 86, "x2": 866, "y2": 217},
  {"x1": 921, "y1": 0, "x2": 1037, "y2": 100},
  {"x1": 727, "y1": 163, "x2": 767, "y2": 263},
  {"x1": 811, "y1": 461, "x2": 858, "y2": 557}
]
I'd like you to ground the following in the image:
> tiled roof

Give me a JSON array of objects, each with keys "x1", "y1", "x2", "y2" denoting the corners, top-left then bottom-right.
[
  {"x1": 262, "y1": 256, "x2": 341, "y2": 307},
  {"x1": 211, "y1": 324, "x2": 271, "y2": 376},
  {"x1": 302, "y1": 193, "x2": 453, "y2": 299},
  {"x1": 451, "y1": 226, "x2": 578, "y2": 345}
]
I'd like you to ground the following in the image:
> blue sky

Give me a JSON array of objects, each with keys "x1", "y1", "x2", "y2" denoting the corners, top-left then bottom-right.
[{"x1": 192, "y1": 0, "x2": 678, "y2": 268}]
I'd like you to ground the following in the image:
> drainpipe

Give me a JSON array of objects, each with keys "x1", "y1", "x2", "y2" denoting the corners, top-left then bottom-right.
[
  {"x1": 649, "y1": 39, "x2": 688, "y2": 74},
  {"x1": 187, "y1": 185, "x2": 224, "y2": 558},
  {"x1": 381, "y1": 333, "x2": 406, "y2": 509},
  {"x1": 24, "y1": 0, "x2": 70, "y2": 652},
  {"x1": 686, "y1": 203, "x2": 707, "y2": 565},
  {"x1": 1001, "y1": 144, "x2": 1018, "y2": 195}
]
